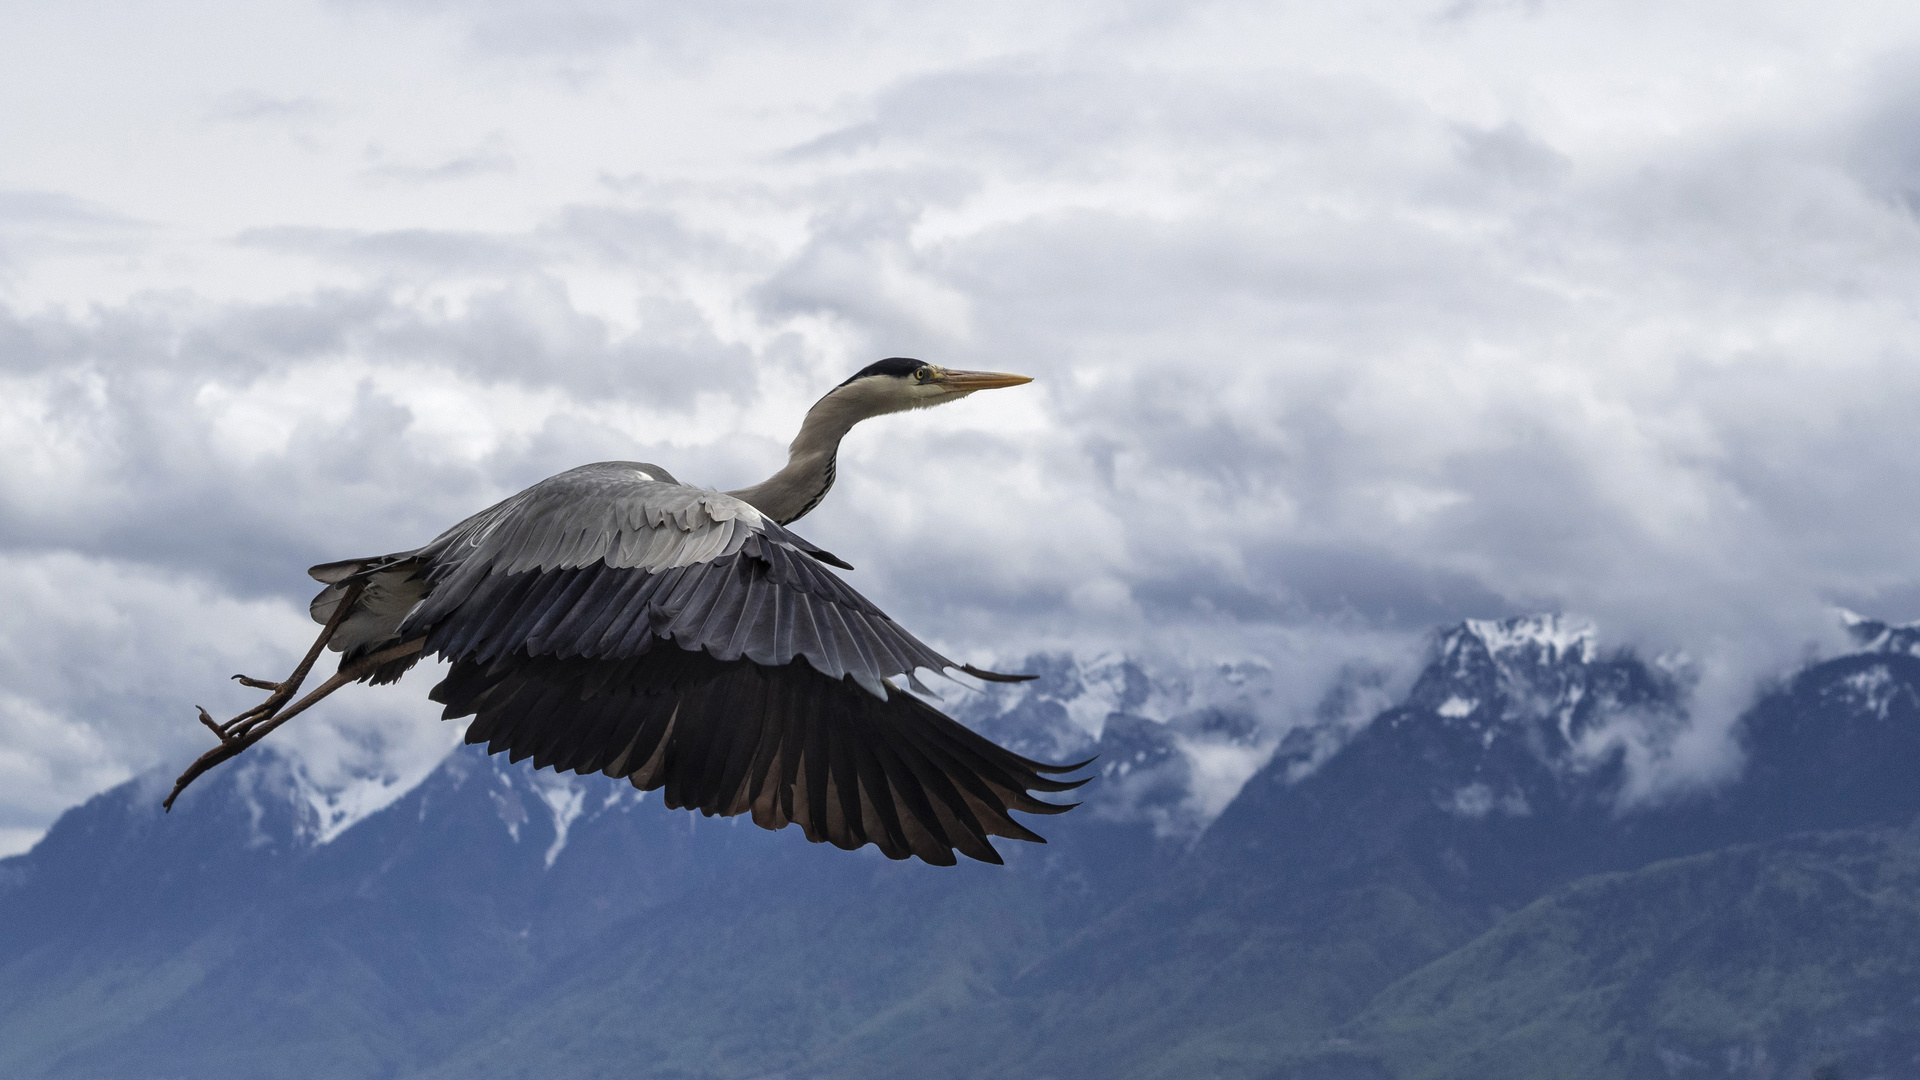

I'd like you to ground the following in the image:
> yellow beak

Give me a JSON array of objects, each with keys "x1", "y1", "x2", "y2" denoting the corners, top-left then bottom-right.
[{"x1": 938, "y1": 369, "x2": 1035, "y2": 391}]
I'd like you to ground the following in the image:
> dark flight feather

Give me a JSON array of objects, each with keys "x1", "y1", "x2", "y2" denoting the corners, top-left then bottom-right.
[{"x1": 427, "y1": 648, "x2": 1085, "y2": 864}]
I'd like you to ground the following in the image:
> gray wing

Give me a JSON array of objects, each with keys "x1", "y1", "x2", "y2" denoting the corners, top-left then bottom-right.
[{"x1": 309, "y1": 461, "x2": 1087, "y2": 866}]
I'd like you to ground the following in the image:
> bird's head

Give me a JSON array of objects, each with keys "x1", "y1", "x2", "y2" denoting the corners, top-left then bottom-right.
[{"x1": 830, "y1": 357, "x2": 1033, "y2": 419}]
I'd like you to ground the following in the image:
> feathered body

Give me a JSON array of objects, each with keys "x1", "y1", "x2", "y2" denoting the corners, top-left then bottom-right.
[{"x1": 295, "y1": 361, "x2": 1083, "y2": 866}]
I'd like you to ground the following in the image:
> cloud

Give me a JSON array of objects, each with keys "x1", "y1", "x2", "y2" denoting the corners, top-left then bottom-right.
[
  {"x1": 0, "y1": 190, "x2": 150, "y2": 278},
  {"x1": 239, "y1": 226, "x2": 533, "y2": 273},
  {"x1": 361, "y1": 136, "x2": 518, "y2": 184},
  {"x1": 204, "y1": 90, "x2": 336, "y2": 125},
  {"x1": 6, "y1": 0, "x2": 1920, "y2": 844},
  {"x1": 0, "y1": 280, "x2": 778, "y2": 600},
  {"x1": 728, "y1": 39, "x2": 1920, "y2": 804},
  {"x1": 335, "y1": 0, "x2": 869, "y2": 64}
]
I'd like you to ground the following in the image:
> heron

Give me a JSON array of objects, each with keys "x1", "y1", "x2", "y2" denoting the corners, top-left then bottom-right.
[{"x1": 165, "y1": 358, "x2": 1089, "y2": 866}]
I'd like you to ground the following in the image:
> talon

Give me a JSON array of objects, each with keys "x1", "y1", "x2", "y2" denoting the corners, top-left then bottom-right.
[
  {"x1": 231, "y1": 674, "x2": 283, "y2": 691},
  {"x1": 195, "y1": 706, "x2": 235, "y2": 745}
]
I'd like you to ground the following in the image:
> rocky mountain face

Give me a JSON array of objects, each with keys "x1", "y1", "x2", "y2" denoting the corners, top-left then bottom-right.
[
  {"x1": 4, "y1": 615, "x2": 1919, "y2": 1080},
  {"x1": 983, "y1": 617, "x2": 1689, "y2": 1080}
]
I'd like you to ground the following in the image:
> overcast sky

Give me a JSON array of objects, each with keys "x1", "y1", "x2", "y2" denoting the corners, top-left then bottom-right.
[{"x1": 4, "y1": 0, "x2": 1920, "y2": 853}]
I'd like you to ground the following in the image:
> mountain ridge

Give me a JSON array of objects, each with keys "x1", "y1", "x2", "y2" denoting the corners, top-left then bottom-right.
[{"x1": 5, "y1": 614, "x2": 1918, "y2": 1079}]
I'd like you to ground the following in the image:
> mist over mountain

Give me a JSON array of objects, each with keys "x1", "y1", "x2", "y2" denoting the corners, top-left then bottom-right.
[{"x1": 7, "y1": 614, "x2": 1919, "y2": 1080}]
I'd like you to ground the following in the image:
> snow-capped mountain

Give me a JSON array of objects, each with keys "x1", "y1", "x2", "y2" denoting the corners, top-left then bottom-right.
[
  {"x1": 8, "y1": 612, "x2": 1920, "y2": 1080},
  {"x1": 1394, "y1": 615, "x2": 1680, "y2": 812},
  {"x1": 1185, "y1": 616, "x2": 1668, "y2": 898},
  {"x1": 951, "y1": 652, "x2": 1280, "y2": 837}
]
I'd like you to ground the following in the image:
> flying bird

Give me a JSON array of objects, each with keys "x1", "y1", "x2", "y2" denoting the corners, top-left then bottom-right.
[{"x1": 166, "y1": 358, "x2": 1089, "y2": 866}]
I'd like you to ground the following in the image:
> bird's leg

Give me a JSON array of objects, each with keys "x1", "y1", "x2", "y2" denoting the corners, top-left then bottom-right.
[
  {"x1": 163, "y1": 637, "x2": 424, "y2": 811},
  {"x1": 165, "y1": 578, "x2": 368, "y2": 807},
  {"x1": 208, "y1": 580, "x2": 367, "y2": 740}
]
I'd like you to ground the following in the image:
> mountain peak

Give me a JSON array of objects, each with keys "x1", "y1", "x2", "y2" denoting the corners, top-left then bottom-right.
[
  {"x1": 1456, "y1": 614, "x2": 1597, "y2": 666},
  {"x1": 1386, "y1": 614, "x2": 1676, "y2": 802},
  {"x1": 1838, "y1": 609, "x2": 1920, "y2": 657},
  {"x1": 1411, "y1": 615, "x2": 1605, "y2": 730}
]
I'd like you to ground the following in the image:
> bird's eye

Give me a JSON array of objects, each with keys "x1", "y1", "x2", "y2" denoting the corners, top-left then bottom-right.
[{"x1": 915, "y1": 367, "x2": 934, "y2": 382}]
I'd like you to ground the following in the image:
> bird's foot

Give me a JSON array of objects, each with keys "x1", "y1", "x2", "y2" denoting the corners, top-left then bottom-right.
[
  {"x1": 168, "y1": 675, "x2": 313, "y2": 810},
  {"x1": 195, "y1": 706, "x2": 240, "y2": 746},
  {"x1": 165, "y1": 634, "x2": 422, "y2": 811},
  {"x1": 214, "y1": 679, "x2": 301, "y2": 741},
  {"x1": 216, "y1": 672, "x2": 308, "y2": 742}
]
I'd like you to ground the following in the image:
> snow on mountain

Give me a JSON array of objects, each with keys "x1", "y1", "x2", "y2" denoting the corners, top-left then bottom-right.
[
  {"x1": 1419, "y1": 615, "x2": 1668, "y2": 748},
  {"x1": 1376, "y1": 614, "x2": 1686, "y2": 818},
  {"x1": 207, "y1": 730, "x2": 458, "y2": 849},
  {"x1": 943, "y1": 653, "x2": 1272, "y2": 837},
  {"x1": 1462, "y1": 614, "x2": 1598, "y2": 665},
  {"x1": 953, "y1": 651, "x2": 1282, "y2": 741},
  {"x1": 1421, "y1": 615, "x2": 1607, "y2": 733},
  {"x1": 952, "y1": 650, "x2": 1404, "y2": 836},
  {"x1": 1775, "y1": 610, "x2": 1920, "y2": 734},
  {"x1": 1838, "y1": 609, "x2": 1920, "y2": 657},
  {"x1": 213, "y1": 733, "x2": 646, "y2": 874},
  {"x1": 407, "y1": 745, "x2": 655, "y2": 867}
]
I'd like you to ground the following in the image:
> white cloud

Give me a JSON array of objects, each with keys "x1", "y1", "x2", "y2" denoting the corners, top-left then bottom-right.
[{"x1": 3, "y1": 0, "x2": 1920, "y2": 841}]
